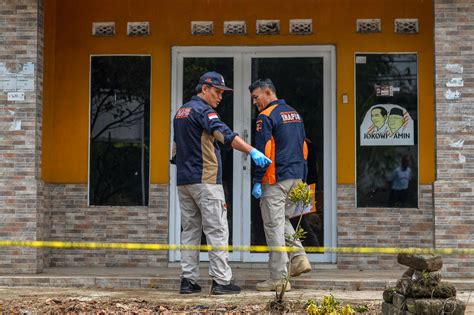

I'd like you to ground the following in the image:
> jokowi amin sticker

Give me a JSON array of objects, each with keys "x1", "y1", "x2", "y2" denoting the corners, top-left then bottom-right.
[{"x1": 360, "y1": 104, "x2": 414, "y2": 146}]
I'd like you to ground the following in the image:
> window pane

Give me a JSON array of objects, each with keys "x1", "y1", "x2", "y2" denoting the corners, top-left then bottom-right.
[
  {"x1": 89, "y1": 56, "x2": 150, "y2": 206},
  {"x1": 356, "y1": 54, "x2": 418, "y2": 208}
]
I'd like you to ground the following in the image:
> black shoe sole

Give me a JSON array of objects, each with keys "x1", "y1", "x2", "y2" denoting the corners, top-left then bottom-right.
[
  {"x1": 211, "y1": 290, "x2": 241, "y2": 295},
  {"x1": 180, "y1": 289, "x2": 202, "y2": 294}
]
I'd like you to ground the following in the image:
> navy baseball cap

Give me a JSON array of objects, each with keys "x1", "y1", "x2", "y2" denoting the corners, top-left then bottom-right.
[{"x1": 198, "y1": 71, "x2": 233, "y2": 91}]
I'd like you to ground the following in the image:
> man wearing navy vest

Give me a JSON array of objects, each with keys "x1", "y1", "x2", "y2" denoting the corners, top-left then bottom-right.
[
  {"x1": 172, "y1": 72, "x2": 271, "y2": 295},
  {"x1": 249, "y1": 78, "x2": 312, "y2": 291}
]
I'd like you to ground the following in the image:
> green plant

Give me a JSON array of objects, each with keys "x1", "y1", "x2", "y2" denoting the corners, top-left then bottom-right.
[
  {"x1": 288, "y1": 182, "x2": 313, "y2": 207},
  {"x1": 421, "y1": 270, "x2": 430, "y2": 287},
  {"x1": 304, "y1": 296, "x2": 359, "y2": 315},
  {"x1": 321, "y1": 294, "x2": 340, "y2": 313},
  {"x1": 305, "y1": 299, "x2": 317, "y2": 308},
  {"x1": 306, "y1": 301, "x2": 321, "y2": 315},
  {"x1": 353, "y1": 304, "x2": 369, "y2": 313}
]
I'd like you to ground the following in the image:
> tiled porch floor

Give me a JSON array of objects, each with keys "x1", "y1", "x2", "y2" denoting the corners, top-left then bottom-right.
[{"x1": 1, "y1": 265, "x2": 473, "y2": 291}]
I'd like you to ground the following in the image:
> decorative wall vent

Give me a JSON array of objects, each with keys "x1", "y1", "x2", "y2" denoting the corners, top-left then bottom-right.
[
  {"x1": 356, "y1": 19, "x2": 381, "y2": 33},
  {"x1": 191, "y1": 21, "x2": 213, "y2": 35},
  {"x1": 127, "y1": 22, "x2": 150, "y2": 36},
  {"x1": 256, "y1": 20, "x2": 280, "y2": 35},
  {"x1": 289, "y1": 19, "x2": 313, "y2": 35},
  {"x1": 92, "y1": 22, "x2": 115, "y2": 36},
  {"x1": 224, "y1": 21, "x2": 246, "y2": 35},
  {"x1": 395, "y1": 19, "x2": 419, "y2": 34}
]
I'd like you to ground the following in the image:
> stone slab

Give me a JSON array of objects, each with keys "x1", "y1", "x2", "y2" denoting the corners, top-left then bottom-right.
[{"x1": 397, "y1": 254, "x2": 443, "y2": 271}]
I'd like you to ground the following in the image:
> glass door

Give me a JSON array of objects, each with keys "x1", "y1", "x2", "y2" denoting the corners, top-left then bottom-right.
[
  {"x1": 241, "y1": 48, "x2": 335, "y2": 263},
  {"x1": 170, "y1": 47, "x2": 336, "y2": 263},
  {"x1": 169, "y1": 51, "x2": 245, "y2": 262},
  {"x1": 247, "y1": 56, "x2": 325, "y2": 261}
]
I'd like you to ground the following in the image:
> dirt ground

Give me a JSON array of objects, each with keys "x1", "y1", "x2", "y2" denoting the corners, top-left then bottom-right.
[
  {"x1": 0, "y1": 287, "x2": 472, "y2": 314},
  {"x1": 0, "y1": 287, "x2": 382, "y2": 314}
]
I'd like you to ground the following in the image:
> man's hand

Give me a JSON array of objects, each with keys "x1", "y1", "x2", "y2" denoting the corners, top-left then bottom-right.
[
  {"x1": 249, "y1": 148, "x2": 272, "y2": 167},
  {"x1": 252, "y1": 183, "x2": 262, "y2": 199}
]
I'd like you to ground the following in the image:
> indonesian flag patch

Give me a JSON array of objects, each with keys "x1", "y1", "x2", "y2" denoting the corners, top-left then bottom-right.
[{"x1": 208, "y1": 112, "x2": 219, "y2": 120}]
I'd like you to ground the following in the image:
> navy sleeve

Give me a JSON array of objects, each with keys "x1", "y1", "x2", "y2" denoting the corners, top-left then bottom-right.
[
  {"x1": 170, "y1": 118, "x2": 177, "y2": 165},
  {"x1": 253, "y1": 114, "x2": 273, "y2": 183},
  {"x1": 200, "y1": 108, "x2": 238, "y2": 146}
]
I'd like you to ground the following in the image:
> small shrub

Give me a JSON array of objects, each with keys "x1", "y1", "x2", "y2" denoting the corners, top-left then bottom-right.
[
  {"x1": 288, "y1": 182, "x2": 312, "y2": 206},
  {"x1": 305, "y1": 295, "x2": 363, "y2": 315}
]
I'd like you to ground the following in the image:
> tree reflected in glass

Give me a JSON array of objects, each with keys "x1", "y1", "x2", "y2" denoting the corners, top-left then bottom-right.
[{"x1": 89, "y1": 56, "x2": 150, "y2": 206}]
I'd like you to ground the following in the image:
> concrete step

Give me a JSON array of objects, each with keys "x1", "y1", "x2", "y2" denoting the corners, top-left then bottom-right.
[{"x1": 0, "y1": 267, "x2": 473, "y2": 292}]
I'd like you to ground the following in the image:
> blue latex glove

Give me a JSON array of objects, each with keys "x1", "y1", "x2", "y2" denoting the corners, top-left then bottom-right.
[
  {"x1": 252, "y1": 183, "x2": 262, "y2": 199},
  {"x1": 249, "y1": 148, "x2": 272, "y2": 168}
]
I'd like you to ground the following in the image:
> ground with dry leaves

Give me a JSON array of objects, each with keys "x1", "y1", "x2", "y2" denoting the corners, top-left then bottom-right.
[{"x1": 0, "y1": 287, "x2": 384, "y2": 314}]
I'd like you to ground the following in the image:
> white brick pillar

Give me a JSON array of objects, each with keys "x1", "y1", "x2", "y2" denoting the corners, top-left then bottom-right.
[
  {"x1": 434, "y1": 0, "x2": 474, "y2": 277},
  {"x1": 0, "y1": 0, "x2": 45, "y2": 273}
]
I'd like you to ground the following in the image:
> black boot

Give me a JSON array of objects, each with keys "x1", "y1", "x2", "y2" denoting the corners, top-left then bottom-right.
[
  {"x1": 210, "y1": 280, "x2": 241, "y2": 295},
  {"x1": 179, "y1": 278, "x2": 201, "y2": 294}
]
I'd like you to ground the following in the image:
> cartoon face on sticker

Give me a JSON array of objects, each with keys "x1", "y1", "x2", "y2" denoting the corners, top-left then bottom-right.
[
  {"x1": 370, "y1": 106, "x2": 388, "y2": 131},
  {"x1": 387, "y1": 108, "x2": 405, "y2": 134}
]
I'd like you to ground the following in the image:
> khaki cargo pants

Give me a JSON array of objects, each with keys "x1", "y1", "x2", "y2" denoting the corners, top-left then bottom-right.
[
  {"x1": 178, "y1": 183, "x2": 232, "y2": 285},
  {"x1": 260, "y1": 178, "x2": 306, "y2": 280}
]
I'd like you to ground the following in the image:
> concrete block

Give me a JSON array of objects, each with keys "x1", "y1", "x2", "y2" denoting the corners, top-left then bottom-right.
[
  {"x1": 383, "y1": 287, "x2": 396, "y2": 303},
  {"x1": 405, "y1": 298, "x2": 415, "y2": 313},
  {"x1": 396, "y1": 278, "x2": 411, "y2": 296},
  {"x1": 397, "y1": 254, "x2": 443, "y2": 271},
  {"x1": 443, "y1": 299, "x2": 466, "y2": 315},
  {"x1": 414, "y1": 299, "x2": 444, "y2": 314},
  {"x1": 411, "y1": 270, "x2": 441, "y2": 287},
  {"x1": 382, "y1": 302, "x2": 403, "y2": 315},
  {"x1": 409, "y1": 282, "x2": 456, "y2": 299},
  {"x1": 392, "y1": 293, "x2": 406, "y2": 309}
]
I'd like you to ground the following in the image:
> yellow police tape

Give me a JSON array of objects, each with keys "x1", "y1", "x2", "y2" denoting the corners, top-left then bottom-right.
[{"x1": 0, "y1": 240, "x2": 473, "y2": 255}]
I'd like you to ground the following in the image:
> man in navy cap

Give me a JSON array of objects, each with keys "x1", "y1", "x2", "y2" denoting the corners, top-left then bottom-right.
[{"x1": 172, "y1": 71, "x2": 271, "y2": 295}]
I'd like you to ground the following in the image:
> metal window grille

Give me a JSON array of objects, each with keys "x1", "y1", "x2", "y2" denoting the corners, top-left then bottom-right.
[
  {"x1": 224, "y1": 21, "x2": 246, "y2": 35},
  {"x1": 395, "y1": 19, "x2": 419, "y2": 34},
  {"x1": 92, "y1": 22, "x2": 115, "y2": 36},
  {"x1": 191, "y1": 21, "x2": 213, "y2": 35},
  {"x1": 256, "y1": 20, "x2": 280, "y2": 35},
  {"x1": 356, "y1": 19, "x2": 381, "y2": 33},
  {"x1": 127, "y1": 22, "x2": 150, "y2": 36},
  {"x1": 289, "y1": 19, "x2": 313, "y2": 35}
]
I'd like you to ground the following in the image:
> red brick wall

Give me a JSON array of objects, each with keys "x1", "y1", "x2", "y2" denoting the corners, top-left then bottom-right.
[
  {"x1": 47, "y1": 184, "x2": 169, "y2": 267},
  {"x1": 0, "y1": 0, "x2": 44, "y2": 274},
  {"x1": 434, "y1": 0, "x2": 474, "y2": 278},
  {"x1": 337, "y1": 185, "x2": 434, "y2": 271}
]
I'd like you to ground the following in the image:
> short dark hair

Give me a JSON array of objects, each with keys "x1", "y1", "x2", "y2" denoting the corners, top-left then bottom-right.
[
  {"x1": 195, "y1": 83, "x2": 204, "y2": 94},
  {"x1": 372, "y1": 106, "x2": 387, "y2": 117},
  {"x1": 195, "y1": 83, "x2": 214, "y2": 94},
  {"x1": 248, "y1": 78, "x2": 276, "y2": 93}
]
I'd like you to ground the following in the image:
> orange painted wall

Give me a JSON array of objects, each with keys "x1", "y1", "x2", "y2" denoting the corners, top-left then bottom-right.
[{"x1": 42, "y1": 0, "x2": 434, "y2": 184}]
